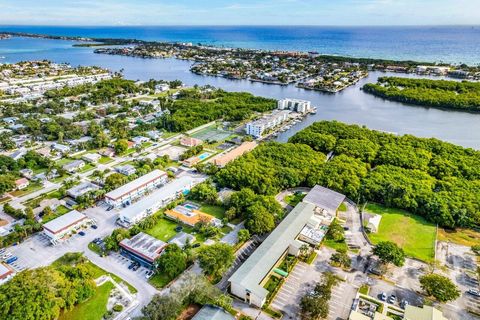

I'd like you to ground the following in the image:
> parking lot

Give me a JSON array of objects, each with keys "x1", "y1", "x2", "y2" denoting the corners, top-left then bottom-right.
[
  {"x1": 269, "y1": 251, "x2": 357, "y2": 320},
  {"x1": 109, "y1": 252, "x2": 153, "y2": 280}
]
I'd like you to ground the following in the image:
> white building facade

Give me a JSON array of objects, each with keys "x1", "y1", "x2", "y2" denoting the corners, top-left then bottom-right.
[{"x1": 277, "y1": 98, "x2": 312, "y2": 113}]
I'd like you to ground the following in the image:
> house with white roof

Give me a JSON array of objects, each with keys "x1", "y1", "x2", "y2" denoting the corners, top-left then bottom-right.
[{"x1": 43, "y1": 210, "x2": 90, "y2": 244}]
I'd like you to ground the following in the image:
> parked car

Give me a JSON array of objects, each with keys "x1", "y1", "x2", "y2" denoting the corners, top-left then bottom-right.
[
  {"x1": 5, "y1": 256, "x2": 18, "y2": 264},
  {"x1": 467, "y1": 289, "x2": 480, "y2": 297},
  {"x1": 401, "y1": 300, "x2": 409, "y2": 309},
  {"x1": 132, "y1": 263, "x2": 140, "y2": 271},
  {"x1": 380, "y1": 292, "x2": 387, "y2": 301},
  {"x1": 78, "y1": 231, "x2": 86, "y2": 236},
  {"x1": 175, "y1": 226, "x2": 183, "y2": 232},
  {"x1": 343, "y1": 226, "x2": 349, "y2": 231},
  {"x1": 128, "y1": 262, "x2": 136, "y2": 270},
  {"x1": 145, "y1": 270, "x2": 154, "y2": 279},
  {"x1": 91, "y1": 225, "x2": 98, "y2": 229},
  {"x1": 388, "y1": 294, "x2": 397, "y2": 304},
  {"x1": 369, "y1": 268, "x2": 383, "y2": 276},
  {"x1": 106, "y1": 206, "x2": 114, "y2": 211}
]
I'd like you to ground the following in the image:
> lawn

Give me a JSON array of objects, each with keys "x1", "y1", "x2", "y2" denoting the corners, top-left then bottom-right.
[
  {"x1": 284, "y1": 193, "x2": 306, "y2": 207},
  {"x1": 365, "y1": 203, "x2": 436, "y2": 262},
  {"x1": 145, "y1": 217, "x2": 179, "y2": 241},
  {"x1": 98, "y1": 156, "x2": 113, "y2": 164},
  {"x1": 42, "y1": 205, "x2": 71, "y2": 223},
  {"x1": 10, "y1": 182, "x2": 44, "y2": 197},
  {"x1": 56, "y1": 158, "x2": 74, "y2": 166},
  {"x1": 78, "y1": 163, "x2": 96, "y2": 173},
  {"x1": 199, "y1": 204, "x2": 226, "y2": 219},
  {"x1": 438, "y1": 228, "x2": 480, "y2": 247},
  {"x1": 149, "y1": 273, "x2": 173, "y2": 289},
  {"x1": 58, "y1": 281, "x2": 114, "y2": 320},
  {"x1": 323, "y1": 238, "x2": 348, "y2": 252}
]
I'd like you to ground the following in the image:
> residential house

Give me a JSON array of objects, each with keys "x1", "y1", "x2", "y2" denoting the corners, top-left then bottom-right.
[
  {"x1": 82, "y1": 153, "x2": 101, "y2": 163},
  {"x1": 116, "y1": 164, "x2": 136, "y2": 176},
  {"x1": 14, "y1": 178, "x2": 29, "y2": 190},
  {"x1": 180, "y1": 137, "x2": 203, "y2": 147},
  {"x1": 63, "y1": 160, "x2": 85, "y2": 173}
]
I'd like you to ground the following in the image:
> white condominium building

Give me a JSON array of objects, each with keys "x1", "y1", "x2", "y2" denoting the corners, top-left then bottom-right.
[
  {"x1": 245, "y1": 110, "x2": 290, "y2": 138},
  {"x1": 104, "y1": 169, "x2": 168, "y2": 208},
  {"x1": 277, "y1": 98, "x2": 312, "y2": 113}
]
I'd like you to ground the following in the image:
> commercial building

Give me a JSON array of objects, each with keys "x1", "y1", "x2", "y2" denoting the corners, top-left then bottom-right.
[
  {"x1": 404, "y1": 305, "x2": 448, "y2": 320},
  {"x1": 192, "y1": 305, "x2": 235, "y2": 320},
  {"x1": 43, "y1": 210, "x2": 90, "y2": 244},
  {"x1": 277, "y1": 98, "x2": 312, "y2": 113},
  {"x1": 228, "y1": 186, "x2": 345, "y2": 307},
  {"x1": 213, "y1": 141, "x2": 257, "y2": 167},
  {"x1": 0, "y1": 263, "x2": 15, "y2": 285},
  {"x1": 118, "y1": 175, "x2": 204, "y2": 226},
  {"x1": 119, "y1": 232, "x2": 167, "y2": 269},
  {"x1": 245, "y1": 110, "x2": 290, "y2": 138},
  {"x1": 165, "y1": 202, "x2": 221, "y2": 227},
  {"x1": 104, "y1": 169, "x2": 168, "y2": 208},
  {"x1": 67, "y1": 181, "x2": 100, "y2": 199}
]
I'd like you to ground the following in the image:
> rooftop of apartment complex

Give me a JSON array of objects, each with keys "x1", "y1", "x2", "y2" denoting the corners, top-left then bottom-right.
[{"x1": 104, "y1": 169, "x2": 167, "y2": 201}]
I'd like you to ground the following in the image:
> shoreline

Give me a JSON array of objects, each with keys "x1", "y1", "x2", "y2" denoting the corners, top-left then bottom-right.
[{"x1": 1, "y1": 31, "x2": 478, "y2": 69}]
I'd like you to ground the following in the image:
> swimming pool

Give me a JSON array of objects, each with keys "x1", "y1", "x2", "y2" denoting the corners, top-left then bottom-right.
[{"x1": 198, "y1": 152, "x2": 211, "y2": 160}]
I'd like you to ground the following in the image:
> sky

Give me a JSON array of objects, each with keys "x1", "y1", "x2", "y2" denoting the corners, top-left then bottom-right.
[{"x1": 0, "y1": 0, "x2": 479, "y2": 26}]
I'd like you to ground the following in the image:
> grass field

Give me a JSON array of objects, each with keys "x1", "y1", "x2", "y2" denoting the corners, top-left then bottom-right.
[
  {"x1": 365, "y1": 203, "x2": 436, "y2": 262},
  {"x1": 58, "y1": 281, "x2": 114, "y2": 320},
  {"x1": 10, "y1": 182, "x2": 43, "y2": 197},
  {"x1": 98, "y1": 156, "x2": 113, "y2": 164},
  {"x1": 199, "y1": 204, "x2": 226, "y2": 219},
  {"x1": 149, "y1": 273, "x2": 173, "y2": 289},
  {"x1": 145, "y1": 217, "x2": 179, "y2": 241},
  {"x1": 438, "y1": 228, "x2": 480, "y2": 247}
]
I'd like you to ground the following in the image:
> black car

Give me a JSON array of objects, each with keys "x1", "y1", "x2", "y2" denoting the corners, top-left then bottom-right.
[
  {"x1": 132, "y1": 263, "x2": 140, "y2": 271},
  {"x1": 91, "y1": 225, "x2": 98, "y2": 229},
  {"x1": 175, "y1": 226, "x2": 183, "y2": 232},
  {"x1": 128, "y1": 262, "x2": 135, "y2": 269}
]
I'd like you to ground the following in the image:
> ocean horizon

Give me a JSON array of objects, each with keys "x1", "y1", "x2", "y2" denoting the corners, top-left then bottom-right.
[{"x1": 1, "y1": 25, "x2": 480, "y2": 64}]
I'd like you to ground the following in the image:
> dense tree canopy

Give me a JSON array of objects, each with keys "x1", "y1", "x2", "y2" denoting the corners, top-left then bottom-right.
[
  {"x1": 159, "y1": 89, "x2": 276, "y2": 132},
  {"x1": 419, "y1": 273, "x2": 460, "y2": 302},
  {"x1": 363, "y1": 77, "x2": 480, "y2": 112},
  {"x1": 372, "y1": 241, "x2": 406, "y2": 267},
  {"x1": 215, "y1": 121, "x2": 480, "y2": 228},
  {"x1": 0, "y1": 254, "x2": 96, "y2": 320},
  {"x1": 197, "y1": 243, "x2": 234, "y2": 280}
]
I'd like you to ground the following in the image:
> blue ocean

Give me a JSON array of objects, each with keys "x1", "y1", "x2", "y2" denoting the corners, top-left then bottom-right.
[
  {"x1": 1, "y1": 25, "x2": 480, "y2": 149},
  {"x1": 1, "y1": 25, "x2": 480, "y2": 64}
]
